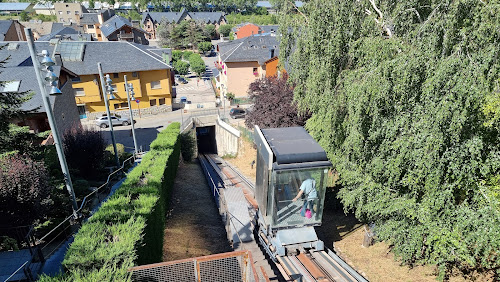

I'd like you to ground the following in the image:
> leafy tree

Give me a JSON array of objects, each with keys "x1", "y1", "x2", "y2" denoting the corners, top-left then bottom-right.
[
  {"x1": 0, "y1": 153, "x2": 53, "y2": 226},
  {"x1": 245, "y1": 74, "x2": 309, "y2": 129},
  {"x1": 188, "y1": 53, "x2": 206, "y2": 77},
  {"x1": 173, "y1": 61, "x2": 190, "y2": 75},
  {"x1": 172, "y1": 50, "x2": 183, "y2": 62},
  {"x1": 184, "y1": 20, "x2": 205, "y2": 49},
  {"x1": 63, "y1": 127, "x2": 106, "y2": 179},
  {"x1": 278, "y1": 0, "x2": 500, "y2": 279},
  {"x1": 89, "y1": 0, "x2": 95, "y2": 9},
  {"x1": 218, "y1": 24, "x2": 233, "y2": 37},
  {"x1": 19, "y1": 12, "x2": 30, "y2": 22},
  {"x1": 203, "y1": 24, "x2": 216, "y2": 39},
  {"x1": 198, "y1": 42, "x2": 212, "y2": 54}
]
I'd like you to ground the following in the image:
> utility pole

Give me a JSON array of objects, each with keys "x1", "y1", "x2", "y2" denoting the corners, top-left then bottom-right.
[{"x1": 124, "y1": 75, "x2": 139, "y2": 154}]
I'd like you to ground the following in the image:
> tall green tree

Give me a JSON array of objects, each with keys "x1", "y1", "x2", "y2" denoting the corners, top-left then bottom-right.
[{"x1": 278, "y1": 0, "x2": 500, "y2": 279}]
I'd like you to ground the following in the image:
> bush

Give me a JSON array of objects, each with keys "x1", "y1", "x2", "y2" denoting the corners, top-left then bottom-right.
[
  {"x1": 198, "y1": 42, "x2": 212, "y2": 54},
  {"x1": 182, "y1": 51, "x2": 193, "y2": 60},
  {"x1": 63, "y1": 127, "x2": 105, "y2": 179},
  {"x1": 172, "y1": 50, "x2": 183, "y2": 62},
  {"x1": 174, "y1": 60, "x2": 190, "y2": 75},
  {"x1": 73, "y1": 179, "x2": 90, "y2": 197},
  {"x1": 218, "y1": 24, "x2": 233, "y2": 37},
  {"x1": 180, "y1": 132, "x2": 196, "y2": 162},
  {"x1": 59, "y1": 123, "x2": 181, "y2": 280},
  {"x1": 0, "y1": 154, "x2": 53, "y2": 226}
]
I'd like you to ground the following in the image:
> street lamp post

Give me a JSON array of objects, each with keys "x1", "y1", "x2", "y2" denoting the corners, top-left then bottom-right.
[
  {"x1": 97, "y1": 63, "x2": 120, "y2": 168},
  {"x1": 124, "y1": 75, "x2": 138, "y2": 154},
  {"x1": 24, "y1": 28, "x2": 78, "y2": 216}
]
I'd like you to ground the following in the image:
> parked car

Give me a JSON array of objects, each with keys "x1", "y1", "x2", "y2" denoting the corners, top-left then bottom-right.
[
  {"x1": 95, "y1": 115, "x2": 135, "y2": 128},
  {"x1": 178, "y1": 77, "x2": 188, "y2": 84},
  {"x1": 229, "y1": 108, "x2": 246, "y2": 119}
]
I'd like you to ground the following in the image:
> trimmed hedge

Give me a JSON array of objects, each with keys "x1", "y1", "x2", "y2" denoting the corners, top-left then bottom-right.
[{"x1": 44, "y1": 123, "x2": 181, "y2": 281}]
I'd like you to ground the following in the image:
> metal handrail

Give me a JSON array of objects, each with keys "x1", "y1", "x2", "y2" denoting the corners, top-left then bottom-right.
[
  {"x1": 35, "y1": 154, "x2": 136, "y2": 245},
  {"x1": 4, "y1": 261, "x2": 29, "y2": 282}
]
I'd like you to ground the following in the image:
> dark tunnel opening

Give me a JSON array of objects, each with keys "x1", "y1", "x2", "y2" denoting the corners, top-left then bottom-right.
[{"x1": 196, "y1": 126, "x2": 217, "y2": 154}]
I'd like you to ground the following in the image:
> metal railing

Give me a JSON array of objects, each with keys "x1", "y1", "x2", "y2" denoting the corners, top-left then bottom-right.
[
  {"x1": 129, "y1": 250, "x2": 259, "y2": 282},
  {"x1": 181, "y1": 108, "x2": 221, "y2": 132},
  {"x1": 3, "y1": 154, "x2": 139, "y2": 281}
]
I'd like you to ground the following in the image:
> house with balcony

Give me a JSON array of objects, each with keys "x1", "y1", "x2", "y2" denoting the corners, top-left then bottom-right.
[
  {"x1": 100, "y1": 15, "x2": 148, "y2": 44},
  {"x1": 44, "y1": 41, "x2": 173, "y2": 118},
  {"x1": 217, "y1": 35, "x2": 278, "y2": 97},
  {"x1": 79, "y1": 9, "x2": 114, "y2": 41}
]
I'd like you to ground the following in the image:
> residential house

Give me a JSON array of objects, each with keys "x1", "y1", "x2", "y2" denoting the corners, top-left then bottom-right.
[
  {"x1": 46, "y1": 41, "x2": 174, "y2": 118},
  {"x1": 33, "y1": 2, "x2": 55, "y2": 15},
  {"x1": 264, "y1": 56, "x2": 285, "y2": 78},
  {"x1": 142, "y1": 8, "x2": 189, "y2": 40},
  {"x1": 0, "y1": 3, "x2": 30, "y2": 15},
  {"x1": 22, "y1": 22, "x2": 82, "y2": 41},
  {"x1": 233, "y1": 23, "x2": 278, "y2": 39},
  {"x1": 217, "y1": 35, "x2": 278, "y2": 97},
  {"x1": 54, "y1": 3, "x2": 88, "y2": 24},
  {"x1": 0, "y1": 20, "x2": 26, "y2": 41},
  {"x1": 142, "y1": 9, "x2": 226, "y2": 40},
  {"x1": 79, "y1": 9, "x2": 114, "y2": 41},
  {"x1": 100, "y1": 15, "x2": 148, "y2": 44},
  {"x1": 0, "y1": 42, "x2": 81, "y2": 135}
]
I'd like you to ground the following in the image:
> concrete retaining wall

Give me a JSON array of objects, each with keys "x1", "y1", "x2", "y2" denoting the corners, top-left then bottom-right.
[{"x1": 215, "y1": 116, "x2": 240, "y2": 157}]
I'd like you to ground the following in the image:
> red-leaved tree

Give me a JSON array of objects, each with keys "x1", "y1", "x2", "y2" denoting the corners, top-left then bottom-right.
[
  {"x1": 245, "y1": 74, "x2": 310, "y2": 129},
  {"x1": 0, "y1": 154, "x2": 53, "y2": 226}
]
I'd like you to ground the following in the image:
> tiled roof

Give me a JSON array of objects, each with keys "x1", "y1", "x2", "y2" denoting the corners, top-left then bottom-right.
[
  {"x1": 188, "y1": 12, "x2": 224, "y2": 24},
  {"x1": 21, "y1": 22, "x2": 55, "y2": 37},
  {"x1": 100, "y1": 15, "x2": 146, "y2": 37},
  {"x1": 37, "y1": 27, "x2": 79, "y2": 41},
  {"x1": 80, "y1": 13, "x2": 99, "y2": 25},
  {"x1": 0, "y1": 3, "x2": 30, "y2": 11},
  {"x1": 0, "y1": 21, "x2": 13, "y2": 40},
  {"x1": 218, "y1": 35, "x2": 279, "y2": 65},
  {"x1": 143, "y1": 8, "x2": 187, "y2": 24}
]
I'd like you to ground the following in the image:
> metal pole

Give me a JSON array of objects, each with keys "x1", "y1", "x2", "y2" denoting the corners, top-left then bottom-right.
[
  {"x1": 124, "y1": 75, "x2": 138, "y2": 154},
  {"x1": 181, "y1": 104, "x2": 184, "y2": 125},
  {"x1": 24, "y1": 28, "x2": 78, "y2": 216},
  {"x1": 97, "y1": 62, "x2": 120, "y2": 168}
]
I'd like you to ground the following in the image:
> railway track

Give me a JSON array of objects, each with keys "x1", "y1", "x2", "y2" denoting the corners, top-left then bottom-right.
[{"x1": 199, "y1": 154, "x2": 368, "y2": 282}]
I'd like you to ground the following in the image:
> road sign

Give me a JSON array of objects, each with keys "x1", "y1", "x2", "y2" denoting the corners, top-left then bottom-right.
[{"x1": 135, "y1": 99, "x2": 140, "y2": 104}]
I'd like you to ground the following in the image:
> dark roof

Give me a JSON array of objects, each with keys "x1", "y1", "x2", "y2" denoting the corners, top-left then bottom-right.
[
  {"x1": 0, "y1": 3, "x2": 30, "y2": 12},
  {"x1": 37, "y1": 27, "x2": 79, "y2": 41},
  {"x1": 142, "y1": 8, "x2": 187, "y2": 24},
  {"x1": 259, "y1": 25, "x2": 279, "y2": 34},
  {"x1": 101, "y1": 15, "x2": 146, "y2": 37},
  {"x1": 188, "y1": 12, "x2": 225, "y2": 24},
  {"x1": 79, "y1": 13, "x2": 99, "y2": 25},
  {"x1": 0, "y1": 21, "x2": 13, "y2": 41},
  {"x1": 261, "y1": 127, "x2": 329, "y2": 165},
  {"x1": 218, "y1": 35, "x2": 279, "y2": 65}
]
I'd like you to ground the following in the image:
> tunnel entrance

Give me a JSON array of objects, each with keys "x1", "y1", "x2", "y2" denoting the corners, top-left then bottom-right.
[{"x1": 196, "y1": 126, "x2": 217, "y2": 154}]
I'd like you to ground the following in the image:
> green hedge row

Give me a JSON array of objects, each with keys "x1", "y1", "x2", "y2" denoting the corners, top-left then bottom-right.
[{"x1": 41, "y1": 123, "x2": 181, "y2": 281}]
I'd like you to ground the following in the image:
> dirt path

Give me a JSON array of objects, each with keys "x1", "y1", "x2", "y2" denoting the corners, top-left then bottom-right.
[{"x1": 163, "y1": 160, "x2": 232, "y2": 261}]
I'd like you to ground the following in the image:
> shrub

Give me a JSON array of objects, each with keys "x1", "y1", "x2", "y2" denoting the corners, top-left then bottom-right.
[
  {"x1": 218, "y1": 24, "x2": 233, "y2": 37},
  {"x1": 63, "y1": 127, "x2": 105, "y2": 179},
  {"x1": 172, "y1": 50, "x2": 183, "y2": 62},
  {"x1": 0, "y1": 154, "x2": 53, "y2": 226},
  {"x1": 174, "y1": 60, "x2": 190, "y2": 75},
  {"x1": 198, "y1": 42, "x2": 213, "y2": 54},
  {"x1": 182, "y1": 51, "x2": 193, "y2": 60},
  {"x1": 180, "y1": 132, "x2": 196, "y2": 162},
  {"x1": 73, "y1": 179, "x2": 90, "y2": 197},
  {"x1": 59, "y1": 123, "x2": 181, "y2": 280}
]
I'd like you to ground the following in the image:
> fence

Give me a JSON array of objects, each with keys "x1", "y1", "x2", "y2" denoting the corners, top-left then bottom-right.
[
  {"x1": 129, "y1": 250, "x2": 258, "y2": 282},
  {"x1": 181, "y1": 108, "x2": 221, "y2": 132},
  {"x1": 238, "y1": 125, "x2": 254, "y2": 143}
]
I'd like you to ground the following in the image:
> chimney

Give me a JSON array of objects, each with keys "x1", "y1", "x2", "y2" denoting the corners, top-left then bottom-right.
[{"x1": 54, "y1": 53, "x2": 63, "y2": 66}]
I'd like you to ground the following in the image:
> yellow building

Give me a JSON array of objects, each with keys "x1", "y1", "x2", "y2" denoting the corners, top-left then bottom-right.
[{"x1": 51, "y1": 40, "x2": 173, "y2": 118}]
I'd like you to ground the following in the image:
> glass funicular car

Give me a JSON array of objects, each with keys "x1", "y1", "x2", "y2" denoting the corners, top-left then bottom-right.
[{"x1": 253, "y1": 125, "x2": 332, "y2": 260}]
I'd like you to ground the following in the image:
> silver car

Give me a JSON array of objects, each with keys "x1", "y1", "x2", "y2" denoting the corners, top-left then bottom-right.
[{"x1": 95, "y1": 115, "x2": 134, "y2": 128}]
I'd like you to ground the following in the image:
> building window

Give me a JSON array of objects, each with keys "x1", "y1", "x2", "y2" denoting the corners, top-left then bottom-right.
[
  {"x1": 0, "y1": 81, "x2": 21, "y2": 92},
  {"x1": 71, "y1": 77, "x2": 81, "y2": 82},
  {"x1": 114, "y1": 103, "x2": 120, "y2": 109},
  {"x1": 58, "y1": 11, "x2": 62, "y2": 15},
  {"x1": 88, "y1": 24, "x2": 94, "y2": 28},
  {"x1": 60, "y1": 18, "x2": 64, "y2": 22},
  {"x1": 150, "y1": 99, "x2": 157, "y2": 106},
  {"x1": 159, "y1": 98, "x2": 165, "y2": 105},
  {"x1": 151, "y1": 81, "x2": 161, "y2": 89},
  {"x1": 66, "y1": 11, "x2": 71, "y2": 14},
  {"x1": 113, "y1": 73, "x2": 119, "y2": 78},
  {"x1": 253, "y1": 67, "x2": 258, "y2": 76},
  {"x1": 75, "y1": 11, "x2": 79, "y2": 15},
  {"x1": 120, "y1": 102, "x2": 128, "y2": 108},
  {"x1": 132, "y1": 72, "x2": 138, "y2": 77},
  {"x1": 110, "y1": 84, "x2": 118, "y2": 92},
  {"x1": 74, "y1": 88, "x2": 85, "y2": 96}
]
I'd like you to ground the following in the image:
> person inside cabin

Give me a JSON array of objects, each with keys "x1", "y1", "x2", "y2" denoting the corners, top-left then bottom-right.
[{"x1": 292, "y1": 171, "x2": 317, "y2": 218}]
